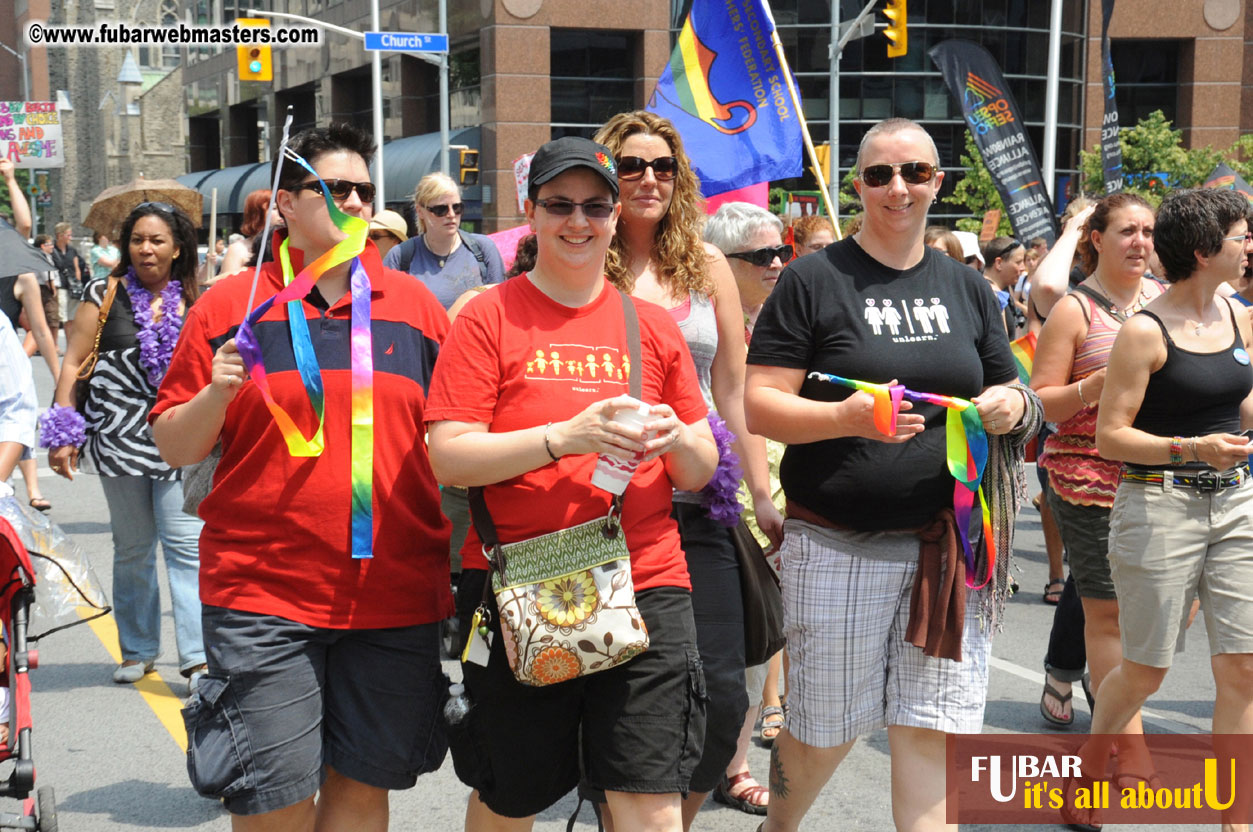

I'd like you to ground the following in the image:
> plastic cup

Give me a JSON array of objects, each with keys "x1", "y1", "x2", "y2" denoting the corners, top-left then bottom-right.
[{"x1": 590, "y1": 403, "x2": 651, "y2": 495}]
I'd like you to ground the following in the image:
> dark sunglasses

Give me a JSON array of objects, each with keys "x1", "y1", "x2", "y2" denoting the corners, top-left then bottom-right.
[
  {"x1": 615, "y1": 155, "x2": 679, "y2": 181},
  {"x1": 136, "y1": 201, "x2": 176, "y2": 214},
  {"x1": 369, "y1": 231, "x2": 398, "y2": 242},
  {"x1": 291, "y1": 179, "x2": 376, "y2": 203},
  {"x1": 859, "y1": 161, "x2": 937, "y2": 188},
  {"x1": 425, "y1": 202, "x2": 464, "y2": 217},
  {"x1": 534, "y1": 198, "x2": 616, "y2": 219},
  {"x1": 726, "y1": 244, "x2": 793, "y2": 267},
  {"x1": 988, "y1": 240, "x2": 1022, "y2": 262}
]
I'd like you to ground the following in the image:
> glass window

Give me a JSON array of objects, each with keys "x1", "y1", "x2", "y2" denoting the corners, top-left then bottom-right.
[
  {"x1": 1111, "y1": 39, "x2": 1181, "y2": 126},
  {"x1": 550, "y1": 29, "x2": 637, "y2": 137}
]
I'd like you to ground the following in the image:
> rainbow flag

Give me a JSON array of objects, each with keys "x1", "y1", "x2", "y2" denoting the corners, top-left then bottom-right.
[
  {"x1": 647, "y1": 0, "x2": 802, "y2": 196},
  {"x1": 1010, "y1": 331, "x2": 1036, "y2": 384}
]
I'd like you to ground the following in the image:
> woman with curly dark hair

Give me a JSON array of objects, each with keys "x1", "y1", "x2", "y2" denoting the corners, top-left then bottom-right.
[
  {"x1": 45, "y1": 201, "x2": 205, "y2": 688},
  {"x1": 593, "y1": 110, "x2": 782, "y2": 823}
]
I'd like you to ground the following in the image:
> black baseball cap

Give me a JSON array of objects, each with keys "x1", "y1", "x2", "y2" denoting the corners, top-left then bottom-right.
[{"x1": 528, "y1": 136, "x2": 619, "y2": 199}]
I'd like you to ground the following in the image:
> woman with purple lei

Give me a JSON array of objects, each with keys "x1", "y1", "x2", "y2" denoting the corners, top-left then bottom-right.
[{"x1": 43, "y1": 202, "x2": 206, "y2": 690}]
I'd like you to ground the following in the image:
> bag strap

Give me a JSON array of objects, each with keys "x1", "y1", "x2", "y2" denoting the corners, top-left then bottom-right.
[
  {"x1": 458, "y1": 230, "x2": 491, "y2": 284},
  {"x1": 395, "y1": 237, "x2": 420, "y2": 273},
  {"x1": 1071, "y1": 283, "x2": 1129, "y2": 323},
  {"x1": 76, "y1": 276, "x2": 120, "y2": 382},
  {"x1": 469, "y1": 286, "x2": 641, "y2": 555}
]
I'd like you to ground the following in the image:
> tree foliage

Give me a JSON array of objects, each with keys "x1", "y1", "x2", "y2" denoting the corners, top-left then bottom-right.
[
  {"x1": 0, "y1": 168, "x2": 31, "y2": 228},
  {"x1": 1077, "y1": 110, "x2": 1253, "y2": 207},
  {"x1": 942, "y1": 130, "x2": 1013, "y2": 235}
]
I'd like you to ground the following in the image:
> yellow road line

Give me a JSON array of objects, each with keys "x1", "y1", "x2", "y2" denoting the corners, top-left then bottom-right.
[{"x1": 80, "y1": 608, "x2": 188, "y2": 751}]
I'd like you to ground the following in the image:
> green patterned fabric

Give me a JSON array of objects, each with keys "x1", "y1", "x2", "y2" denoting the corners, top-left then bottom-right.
[{"x1": 488, "y1": 514, "x2": 650, "y2": 686}]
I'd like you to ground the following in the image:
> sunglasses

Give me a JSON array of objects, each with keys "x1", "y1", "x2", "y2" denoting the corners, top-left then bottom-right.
[
  {"x1": 989, "y1": 240, "x2": 1022, "y2": 262},
  {"x1": 425, "y1": 202, "x2": 464, "y2": 218},
  {"x1": 291, "y1": 179, "x2": 377, "y2": 204},
  {"x1": 136, "y1": 201, "x2": 177, "y2": 214},
  {"x1": 859, "y1": 161, "x2": 937, "y2": 188},
  {"x1": 369, "y1": 231, "x2": 398, "y2": 242},
  {"x1": 615, "y1": 155, "x2": 679, "y2": 181},
  {"x1": 726, "y1": 244, "x2": 793, "y2": 267},
  {"x1": 534, "y1": 198, "x2": 616, "y2": 220}
]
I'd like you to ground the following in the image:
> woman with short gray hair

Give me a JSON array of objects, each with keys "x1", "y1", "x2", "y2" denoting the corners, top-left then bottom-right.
[{"x1": 704, "y1": 204, "x2": 787, "y2": 339}]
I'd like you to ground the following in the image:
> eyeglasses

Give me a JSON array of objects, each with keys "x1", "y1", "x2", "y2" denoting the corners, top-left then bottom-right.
[
  {"x1": 726, "y1": 244, "x2": 793, "y2": 267},
  {"x1": 136, "y1": 201, "x2": 176, "y2": 214},
  {"x1": 859, "y1": 161, "x2": 937, "y2": 188},
  {"x1": 369, "y1": 232, "x2": 397, "y2": 242},
  {"x1": 534, "y1": 199, "x2": 616, "y2": 219},
  {"x1": 425, "y1": 202, "x2": 464, "y2": 218},
  {"x1": 615, "y1": 155, "x2": 679, "y2": 182},
  {"x1": 803, "y1": 242, "x2": 827, "y2": 253},
  {"x1": 291, "y1": 179, "x2": 377, "y2": 204},
  {"x1": 1222, "y1": 232, "x2": 1252, "y2": 242}
]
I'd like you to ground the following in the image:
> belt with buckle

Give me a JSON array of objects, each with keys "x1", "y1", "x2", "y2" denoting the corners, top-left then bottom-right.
[{"x1": 1121, "y1": 463, "x2": 1250, "y2": 492}]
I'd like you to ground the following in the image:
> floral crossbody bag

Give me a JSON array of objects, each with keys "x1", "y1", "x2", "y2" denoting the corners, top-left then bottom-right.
[{"x1": 465, "y1": 290, "x2": 650, "y2": 686}]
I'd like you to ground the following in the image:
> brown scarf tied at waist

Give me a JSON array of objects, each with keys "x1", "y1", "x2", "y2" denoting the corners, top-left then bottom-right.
[{"x1": 787, "y1": 501, "x2": 966, "y2": 662}]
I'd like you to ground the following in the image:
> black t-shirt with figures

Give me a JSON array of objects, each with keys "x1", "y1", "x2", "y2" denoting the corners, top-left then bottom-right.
[{"x1": 747, "y1": 237, "x2": 1017, "y2": 531}]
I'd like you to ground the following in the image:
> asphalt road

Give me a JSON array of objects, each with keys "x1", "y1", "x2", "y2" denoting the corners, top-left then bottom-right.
[{"x1": 0, "y1": 355, "x2": 1228, "y2": 831}]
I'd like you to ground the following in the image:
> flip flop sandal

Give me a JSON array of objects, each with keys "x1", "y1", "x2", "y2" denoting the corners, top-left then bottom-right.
[
  {"x1": 1040, "y1": 677, "x2": 1074, "y2": 726},
  {"x1": 759, "y1": 705, "x2": 784, "y2": 747},
  {"x1": 1081, "y1": 672, "x2": 1095, "y2": 714},
  {"x1": 1059, "y1": 770, "x2": 1105, "y2": 831},
  {"x1": 28, "y1": 498, "x2": 51, "y2": 513},
  {"x1": 713, "y1": 772, "x2": 769, "y2": 816},
  {"x1": 1044, "y1": 578, "x2": 1065, "y2": 604}
]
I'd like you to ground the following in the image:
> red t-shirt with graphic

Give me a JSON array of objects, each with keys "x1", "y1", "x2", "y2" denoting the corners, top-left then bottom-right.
[{"x1": 424, "y1": 275, "x2": 707, "y2": 591}]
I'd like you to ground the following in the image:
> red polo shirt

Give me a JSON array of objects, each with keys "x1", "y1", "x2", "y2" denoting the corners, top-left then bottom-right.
[{"x1": 152, "y1": 238, "x2": 453, "y2": 629}]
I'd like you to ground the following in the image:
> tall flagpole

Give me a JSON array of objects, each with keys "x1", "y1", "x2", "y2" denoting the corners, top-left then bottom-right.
[
  {"x1": 760, "y1": 1, "x2": 839, "y2": 233},
  {"x1": 1042, "y1": 0, "x2": 1063, "y2": 201}
]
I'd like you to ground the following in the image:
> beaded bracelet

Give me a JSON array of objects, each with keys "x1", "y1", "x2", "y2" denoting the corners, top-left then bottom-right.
[
  {"x1": 37, "y1": 405, "x2": 87, "y2": 449},
  {"x1": 1169, "y1": 435, "x2": 1185, "y2": 466}
]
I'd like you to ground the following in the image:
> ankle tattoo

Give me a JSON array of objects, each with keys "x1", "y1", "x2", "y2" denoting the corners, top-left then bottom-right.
[{"x1": 769, "y1": 744, "x2": 790, "y2": 799}]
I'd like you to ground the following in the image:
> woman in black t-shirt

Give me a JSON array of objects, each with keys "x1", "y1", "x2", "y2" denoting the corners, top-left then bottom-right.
[
  {"x1": 1066, "y1": 188, "x2": 1253, "y2": 829},
  {"x1": 744, "y1": 118, "x2": 1041, "y2": 830}
]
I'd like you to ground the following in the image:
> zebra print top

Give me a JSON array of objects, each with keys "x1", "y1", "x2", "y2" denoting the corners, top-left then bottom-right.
[{"x1": 80, "y1": 278, "x2": 182, "y2": 481}]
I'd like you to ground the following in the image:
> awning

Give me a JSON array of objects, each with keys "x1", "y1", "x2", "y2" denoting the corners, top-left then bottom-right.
[{"x1": 178, "y1": 126, "x2": 484, "y2": 218}]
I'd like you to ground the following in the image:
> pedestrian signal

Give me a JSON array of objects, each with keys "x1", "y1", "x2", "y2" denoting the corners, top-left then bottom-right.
[
  {"x1": 458, "y1": 148, "x2": 480, "y2": 187},
  {"x1": 883, "y1": 0, "x2": 907, "y2": 59}
]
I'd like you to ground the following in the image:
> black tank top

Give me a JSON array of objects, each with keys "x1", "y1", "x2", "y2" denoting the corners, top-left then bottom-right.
[
  {"x1": 0, "y1": 276, "x2": 22, "y2": 330},
  {"x1": 1132, "y1": 306, "x2": 1252, "y2": 467}
]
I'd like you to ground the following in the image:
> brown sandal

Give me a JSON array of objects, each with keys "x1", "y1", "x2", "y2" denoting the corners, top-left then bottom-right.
[{"x1": 713, "y1": 771, "x2": 769, "y2": 815}]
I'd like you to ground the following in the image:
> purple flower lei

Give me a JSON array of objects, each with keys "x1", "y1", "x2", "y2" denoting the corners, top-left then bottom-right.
[
  {"x1": 124, "y1": 268, "x2": 183, "y2": 387},
  {"x1": 38, "y1": 405, "x2": 87, "y2": 449},
  {"x1": 700, "y1": 411, "x2": 744, "y2": 527}
]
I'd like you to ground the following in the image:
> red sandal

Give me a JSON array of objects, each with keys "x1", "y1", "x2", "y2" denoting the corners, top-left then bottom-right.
[{"x1": 713, "y1": 771, "x2": 769, "y2": 815}]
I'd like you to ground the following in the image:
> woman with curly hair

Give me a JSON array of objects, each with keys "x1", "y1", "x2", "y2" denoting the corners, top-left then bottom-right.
[
  {"x1": 593, "y1": 110, "x2": 783, "y2": 824},
  {"x1": 792, "y1": 215, "x2": 835, "y2": 256},
  {"x1": 45, "y1": 201, "x2": 206, "y2": 688}
]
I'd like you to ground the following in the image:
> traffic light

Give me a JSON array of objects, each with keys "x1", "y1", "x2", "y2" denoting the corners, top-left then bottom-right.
[
  {"x1": 458, "y1": 147, "x2": 479, "y2": 186},
  {"x1": 236, "y1": 19, "x2": 272, "y2": 82},
  {"x1": 883, "y1": 0, "x2": 907, "y2": 59}
]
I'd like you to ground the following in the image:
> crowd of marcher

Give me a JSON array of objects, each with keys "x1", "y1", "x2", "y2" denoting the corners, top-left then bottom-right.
[{"x1": 3, "y1": 113, "x2": 1252, "y2": 832}]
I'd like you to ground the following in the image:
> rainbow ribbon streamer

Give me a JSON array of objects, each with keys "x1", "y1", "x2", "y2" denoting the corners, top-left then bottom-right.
[
  {"x1": 1010, "y1": 331, "x2": 1037, "y2": 385},
  {"x1": 234, "y1": 152, "x2": 375, "y2": 559},
  {"x1": 808, "y1": 372, "x2": 995, "y2": 589}
]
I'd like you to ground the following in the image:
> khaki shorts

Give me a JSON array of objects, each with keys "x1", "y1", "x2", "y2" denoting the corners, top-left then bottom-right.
[
  {"x1": 1108, "y1": 477, "x2": 1253, "y2": 668},
  {"x1": 57, "y1": 290, "x2": 78, "y2": 327}
]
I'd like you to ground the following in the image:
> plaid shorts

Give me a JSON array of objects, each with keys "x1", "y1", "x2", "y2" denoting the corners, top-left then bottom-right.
[{"x1": 780, "y1": 521, "x2": 992, "y2": 748}]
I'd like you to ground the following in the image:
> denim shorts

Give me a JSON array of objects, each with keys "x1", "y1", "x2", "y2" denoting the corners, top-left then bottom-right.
[
  {"x1": 452, "y1": 571, "x2": 707, "y2": 818},
  {"x1": 182, "y1": 605, "x2": 449, "y2": 815}
]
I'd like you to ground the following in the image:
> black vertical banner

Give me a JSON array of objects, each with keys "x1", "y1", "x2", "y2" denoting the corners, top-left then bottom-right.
[
  {"x1": 1100, "y1": 0, "x2": 1123, "y2": 193},
  {"x1": 929, "y1": 39, "x2": 1057, "y2": 246}
]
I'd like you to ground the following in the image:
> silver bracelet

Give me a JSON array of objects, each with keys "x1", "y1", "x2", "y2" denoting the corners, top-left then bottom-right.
[{"x1": 1076, "y1": 377, "x2": 1091, "y2": 407}]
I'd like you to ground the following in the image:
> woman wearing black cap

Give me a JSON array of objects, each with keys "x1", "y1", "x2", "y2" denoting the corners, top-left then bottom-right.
[{"x1": 426, "y1": 136, "x2": 718, "y2": 830}]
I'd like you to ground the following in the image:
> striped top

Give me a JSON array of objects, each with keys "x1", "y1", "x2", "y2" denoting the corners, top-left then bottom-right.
[
  {"x1": 80, "y1": 278, "x2": 181, "y2": 481},
  {"x1": 1038, "y1": 292, "x2": 1121, "y2": 507}
]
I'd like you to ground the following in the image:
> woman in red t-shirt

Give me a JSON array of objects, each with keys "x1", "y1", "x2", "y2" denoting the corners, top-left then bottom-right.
[{"x1": 426, "y1": 136, "x2": 717, "y2": 831}]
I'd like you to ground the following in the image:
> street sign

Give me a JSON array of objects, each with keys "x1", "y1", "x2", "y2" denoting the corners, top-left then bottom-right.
[{"x1": 363, "y1": 32, "x2": 448, "y2": 53}]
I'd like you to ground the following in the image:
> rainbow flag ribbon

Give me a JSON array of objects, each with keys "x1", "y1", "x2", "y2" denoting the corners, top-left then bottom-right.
[
  {"x1": 234, "y1": 154, "x2": 374, "y2": 559},
  {"x1": 808, "y1": 372, "x2": 995, "y2": 588},
  {"x1": 1010, "y1": 331, "x2": 1037, "y2": 385}
]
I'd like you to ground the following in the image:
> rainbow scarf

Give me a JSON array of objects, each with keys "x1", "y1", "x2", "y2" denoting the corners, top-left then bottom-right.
[
  {"x1": 808, "y1": 372, "x2": 995, "y2": 589},
  {"x1": 234, "y1": 155, "x2": 375, "y2": 559}
]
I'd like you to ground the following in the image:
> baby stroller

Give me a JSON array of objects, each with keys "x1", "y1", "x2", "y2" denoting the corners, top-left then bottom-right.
[
  {"x1": 0, "y1": 516, "x2": 54, "y2": 830},
  {"x1": 0, "y1": 495, "x2": 110, "y2": 832}
]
